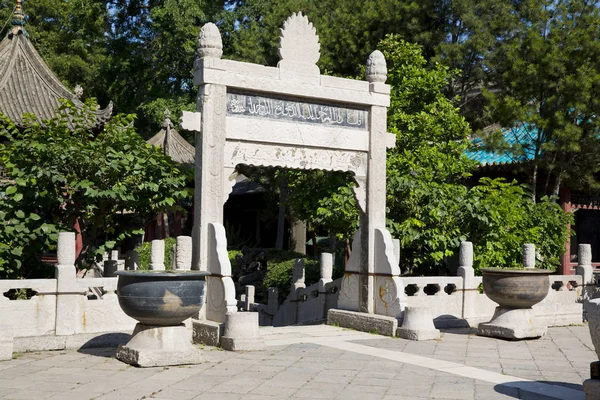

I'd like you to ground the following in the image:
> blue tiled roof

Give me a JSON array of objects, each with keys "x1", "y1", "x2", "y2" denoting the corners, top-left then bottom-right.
[{"x1": 465, "y1": 122, "x2": 538, "y2": 166}]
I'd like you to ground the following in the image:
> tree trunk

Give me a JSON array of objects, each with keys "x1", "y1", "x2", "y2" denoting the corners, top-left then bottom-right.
[
  {"x1": 553, "y1": 171, "x2": 562, "y2": 198},
  {"x1": 531, "y1": 162, "x2": 538, "y2": 203}
]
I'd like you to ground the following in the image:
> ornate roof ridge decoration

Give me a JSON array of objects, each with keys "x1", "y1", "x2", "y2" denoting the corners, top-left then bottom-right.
[
  {"x1": 0, "y1": 0, "x2": 113, "y2": 128},
  {"x1": 277, "y1": 12, "x2": 320, "y2": 76},
  {"x1": 147, "y1": 109, "x2": 195, "y2": 166}
]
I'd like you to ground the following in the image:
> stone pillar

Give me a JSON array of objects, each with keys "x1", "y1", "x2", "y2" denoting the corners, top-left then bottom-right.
[
  {"x1": 523, "y1": 243, "x2": 536, "y2": 269},
  {"x1": 457, "y1": 242, "x2": 477, "y2": 325},
  {"x1": 393, "y1": 239, "x2": 401, "y2": 272},
  {"x1": 191, "y1": 23, "x2": 227, "y2": 272},
  {"x1": 176, "y1": 236, "x2": 192, "y2": 270},
  {"x1": 55, "y1": 232, "x2": 79, "y2": 336},
  {"x1": 245, "y1": 285, "x2": 255, "y2": 311},
  {"x1": 150, "y1": 239, "x2": 165, "y2": 270},
  {"x1": 103, "y1": 260, "x2": 119, "y2": 277},
  {"x1": 268, "y1": 288, "x2": 279, "y2": 316},
  {"x1": 320, "y1": 253, "x2": 333, "y2": 287},
  {"x1": 292, "y1": 259, "x2": 306, "y2": 292},
  {"x1": 125, "y1": 250, "x2": 139, "y2": 271},
  {"x1": 577, "y1": 244, "x2": 594, "y2": 321}
]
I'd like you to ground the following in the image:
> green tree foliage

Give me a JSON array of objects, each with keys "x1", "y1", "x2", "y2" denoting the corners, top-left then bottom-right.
[
  {"x1": 382, "y1": 35, "x2": 571, "y2": 274},
  {"x1": 225, "y1": 0, "x2": 447, "y2": 76},
  {"x1": 0, "y1": 101, "x2": 189, "y2": 278},
  {"x1": 382, "y1": 35, "x2": 476, "y2": 273},
  {"x1": 483, "y1": 0, "x2": 600, "y2": 198}
]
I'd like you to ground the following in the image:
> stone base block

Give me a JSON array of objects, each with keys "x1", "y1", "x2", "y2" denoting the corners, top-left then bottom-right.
[
  {"x1": 116, "y1": 323, "x2": 202, "y2": 367},
  {"x1": 0, "y1": 333, "x2": 13, "y2": 361},
  {"x1": 327, "y1": 309, "x2": 398, "y2": 336},
  {"x1": 583, "y1": 379, "x2": 600, "y2": 400},
  {"x1": 221, "y1": 312, "x2": 264, "y2": 352},
  {"x1": 192, "y1": 319, "x2": 224, "y2": 347},
  {"x1": 395, "y1": 307, "x2": 440, "y2": 341},
  {"x1": 477, "y1": 307, "x2": 547, "y2": 340}
]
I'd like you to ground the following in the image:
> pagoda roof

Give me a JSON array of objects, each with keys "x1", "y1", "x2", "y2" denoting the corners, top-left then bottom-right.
[
  {"x1": 465, "y1": 122, "x2": 538, "y2": 167},
  {"x1": 147, "y1": 110, "x2": 195, "y2": 165},
  {"x1": 0, "y1": 1, "x2": 112, "y2": 128}
]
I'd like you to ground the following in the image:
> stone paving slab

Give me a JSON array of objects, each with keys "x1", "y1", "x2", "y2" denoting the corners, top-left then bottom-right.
[{"x1": 0, "y1": 325, "x2": 594, "y2": 399}]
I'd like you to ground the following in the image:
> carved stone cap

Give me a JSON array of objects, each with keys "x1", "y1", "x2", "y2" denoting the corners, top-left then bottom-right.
[
  {"x1": 197, "y1": 22, "x2": 223, "y2": 59},
  {"x1": 366, "y1": 50, "x2": 387, "y2": 83},
  {"x1": 278, "y1": 12, "x2": 320, "y2": 65}
]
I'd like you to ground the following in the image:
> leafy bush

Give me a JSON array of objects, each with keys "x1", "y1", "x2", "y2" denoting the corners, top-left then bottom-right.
[
  {"x1": 0, "y1": 100, "x2": 188, "y2": 278},
  {"x1": 262, "y1": 251, "x2": 320, "y2": 303},
  {"x1": 464, "y1": 178, "x2": 572, "y2": 273}
]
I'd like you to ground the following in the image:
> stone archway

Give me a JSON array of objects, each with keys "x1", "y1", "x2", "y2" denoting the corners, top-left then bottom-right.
[{"x1": 181, "y1": 13, "x2": 406, "y2": 325}]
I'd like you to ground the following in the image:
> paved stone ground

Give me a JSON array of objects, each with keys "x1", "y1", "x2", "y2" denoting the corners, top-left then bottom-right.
[{"x1": 0, "y1": 324, "x2": 594, "y2": 400}]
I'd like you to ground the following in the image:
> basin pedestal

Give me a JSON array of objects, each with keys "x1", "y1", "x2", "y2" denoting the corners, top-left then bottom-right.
[
  {"x1": 116, "y1": 323, "x2": 202, "y2": 367},
  {"x1": 477, "y1": 307, "x2": 546, "y2": 340}
]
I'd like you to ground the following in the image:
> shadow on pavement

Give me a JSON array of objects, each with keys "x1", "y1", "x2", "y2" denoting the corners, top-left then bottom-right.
[
  {"x1": 495, "y1": 380, "x2": 584, "y2": 400},
  {"x1": 77, "y1": 333, "x2": 131, "y2": 358}
]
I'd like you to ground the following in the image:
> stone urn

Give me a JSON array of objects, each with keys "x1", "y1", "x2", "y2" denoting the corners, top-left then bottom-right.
[
  {"x1": 477, "y1": 268, "x2": 552, "y2": 339},
  {"x1": 115, "y1": 270, "x2": 210, "y2": 367}
]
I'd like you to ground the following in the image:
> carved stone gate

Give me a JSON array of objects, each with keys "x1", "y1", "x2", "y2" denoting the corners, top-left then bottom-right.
[{"x1": 182, "y1": 13, "x2": 406, "y2": 326}]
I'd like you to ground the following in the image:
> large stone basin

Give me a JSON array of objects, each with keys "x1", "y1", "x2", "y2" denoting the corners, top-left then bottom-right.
[
  {"x1": 478, "y1": 268, "x2": 552, "y2": 340},
  {"x1": 116, "y1": 270, "x2": 210, "y2": 326},
  {"x1": 482, "y1": 268, "x2": 551, "y2": 309}
]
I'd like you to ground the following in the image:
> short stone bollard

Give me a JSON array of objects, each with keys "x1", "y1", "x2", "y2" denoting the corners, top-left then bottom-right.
[
  {"x1": 150, "y1": 240, "x2": 165, "y2": 270},
  {"x1": 523, "y1": 243, "x2": 536, "y2": 269},
  {"x1": 220, "y1": 312, "x2": 265, "y2": 351},
  {"x1": 396, "y1": 307, "x2": 440, "y2": 341},
  {"x1": 175, "y1": 236, "x2": 192, "y2": 270}
]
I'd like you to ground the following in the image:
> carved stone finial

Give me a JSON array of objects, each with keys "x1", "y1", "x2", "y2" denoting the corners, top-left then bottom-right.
[
  {"x1": 366, "y1": 50, "x2": 387, "y2": 83},
  {"x1": 162, "y1": 109, "x2": 173, "y2": 129},
  {"x1": 197, "y1": 22, "x2": 222, "y2": 59},
  {"x1": 278, "y1": 12, "x2": 320, "y2": 65},
  {"x1": 74, "y1": 85, "x2": 83, "y2": 99}
]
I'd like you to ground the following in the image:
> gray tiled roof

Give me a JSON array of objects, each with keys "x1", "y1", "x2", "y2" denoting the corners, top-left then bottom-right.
[
  {"x1": 0, "y1": 9, "x2": 112, "y2": 128},
  {"x1": 147, "y1": 110, "x2": 195, "y2": 165}
]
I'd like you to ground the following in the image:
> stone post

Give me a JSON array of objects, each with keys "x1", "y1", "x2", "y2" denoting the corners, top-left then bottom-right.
[
  {"x1": 103, "y1": 260, "x2": 119, "y2": 277},
  {"x1": 393, "y1": 238, "x2": 401, "y2": 272},
  {"x1": 55, "y1": 232, "x2": 79, "y2": 336},
  {"x1": 191, "y1": 23, "x2": 227, "y2": 272},
  {"x1": 457, "y1": 241, "x2": 477, "y2": 325},
  {"x1": 319, "y1": 253, "x2": 334, "y2": 320},
  {"x1": 577, "y1": 244, "x2": 594, "y2": 321},
  {"x1": 320, "y1": 253, "x2": 334, "y2": 287},
  {"x1": 125, "y1": 250, "x2": 139, "y2": 271},
  {"x1": 245, "y1": 285, "x2": 255, "y2": 311},
  {"x1": 176, "y1": 236, "x2": 193, "y2": 270},
  {"x1": 292, "y1": 259, "x2": 306, "y2": 292},
  {"x1": 150, "y1": 239, "x2": 165, "y2": 270},
  {"x1": 523, "y1": 243, "x2": 536, "y2": 269},
  {"x1": 267, "y1": 287, "x2": 279, "y2": 317}
]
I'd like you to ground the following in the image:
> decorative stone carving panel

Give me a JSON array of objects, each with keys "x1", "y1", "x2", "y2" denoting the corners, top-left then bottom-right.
[{"x1": 224, "y1": 141, "x2": 367, "y2": 177}]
